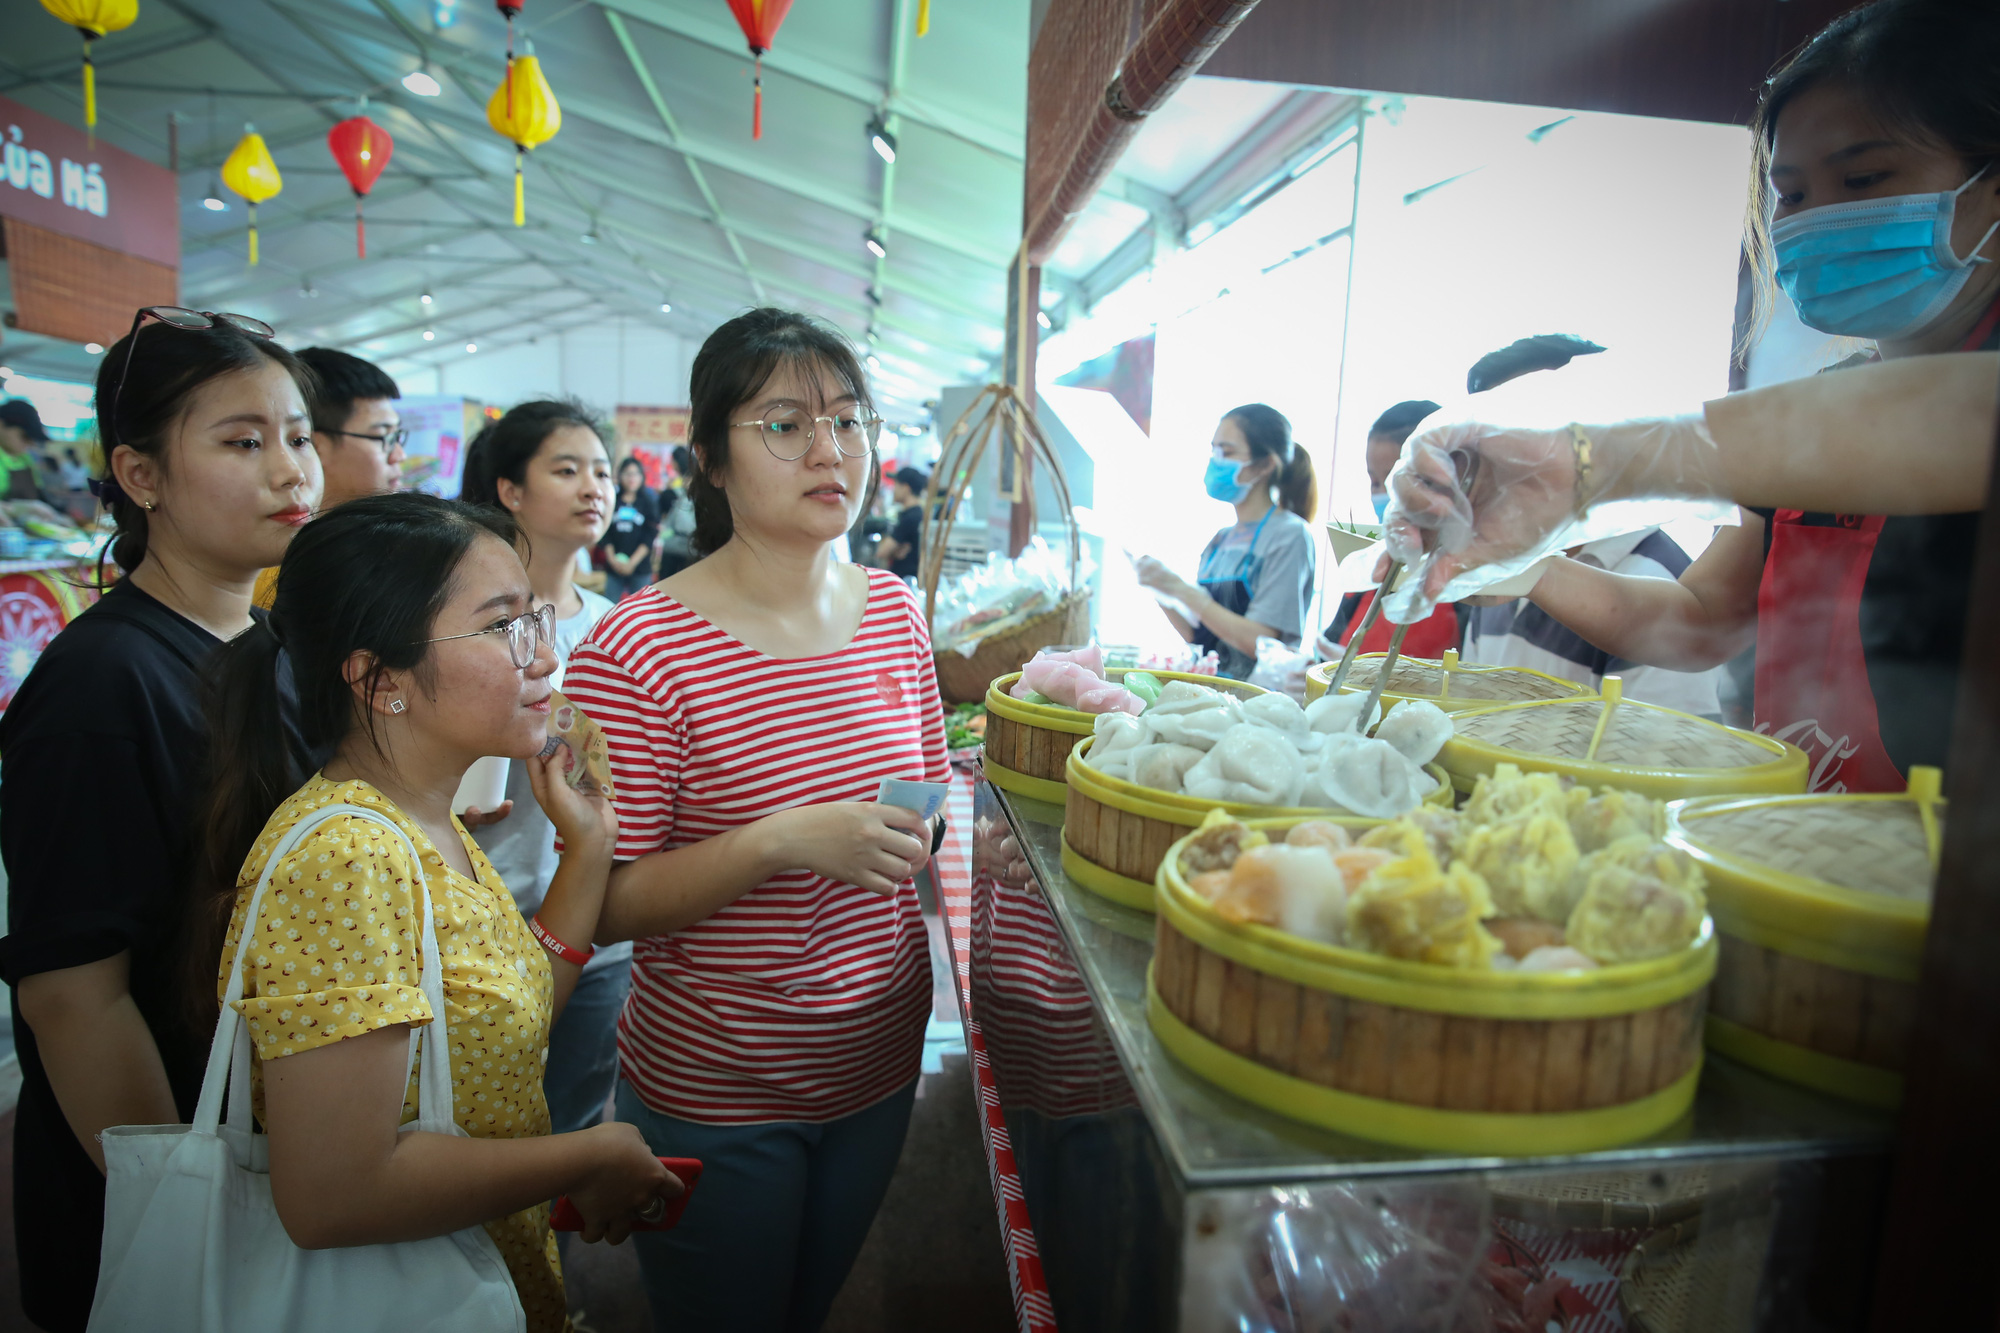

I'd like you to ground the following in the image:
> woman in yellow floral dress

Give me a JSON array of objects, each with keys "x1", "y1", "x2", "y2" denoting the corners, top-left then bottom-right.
[{"x1": 197, "y1": 492, "x2": 680, "y2": 1331}]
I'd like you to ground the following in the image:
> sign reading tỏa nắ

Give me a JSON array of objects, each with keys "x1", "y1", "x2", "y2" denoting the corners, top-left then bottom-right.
[{"x1": 0, "y1": 94, "x2": 178, "y2": 268}]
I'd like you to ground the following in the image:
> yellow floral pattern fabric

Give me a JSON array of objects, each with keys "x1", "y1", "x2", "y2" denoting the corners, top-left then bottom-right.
[{"x1": 217, "y1": 774, "x2": 568, "y2": 1333}]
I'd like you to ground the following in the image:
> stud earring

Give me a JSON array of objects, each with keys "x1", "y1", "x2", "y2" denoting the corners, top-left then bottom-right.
[
  {"x1": 143, "y1": 500, "x2": 156, "y2": 512},
  {"x1": 389, "y1": 699, "x2": 406, "y2": 714}
]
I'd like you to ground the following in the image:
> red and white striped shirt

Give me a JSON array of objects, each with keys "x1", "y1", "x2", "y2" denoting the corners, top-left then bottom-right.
[{"x1": 562, "y1": 567, "x2": 947, "y2": 1123}]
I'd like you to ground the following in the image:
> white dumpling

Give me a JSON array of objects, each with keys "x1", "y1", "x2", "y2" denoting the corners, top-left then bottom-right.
[
  {"x1": 1125, "y1": 742, "x2": 1208, "y2": 794},
  {"x1": 1316, "y1": 736, "x2": 1437, "y2": 819},
  {"x1": 1182, "y1": 723, "x2": 1308, "y2": 807},
  {"x1": 1272, "y1": 845, "x2": 1347, "y2": 945},
  {"x1": 1372, "y1": 699, "x2": 1454, "y2": 768},
  {"x1": 1146, "y1": 683, "x2": 1245, "y2": 750},
  {"x1": 1304, "y1": 690, "x2": 1381, "y2": 739},
  {"x1": 1241, "y1": 692, "x2": 1318, "y2": 753},
  {"x1": 1085, "y1": 711, "x2": 1151, "y2": 778}
]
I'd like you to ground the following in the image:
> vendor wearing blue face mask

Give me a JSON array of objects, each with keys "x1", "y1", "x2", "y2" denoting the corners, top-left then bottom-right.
[
  {"x1": 1381, "y1": 0, "x2": 2000, "y2": 793},
  {"x1": 1136, "y1": 404, "x2": 1318, "y2": 679}
]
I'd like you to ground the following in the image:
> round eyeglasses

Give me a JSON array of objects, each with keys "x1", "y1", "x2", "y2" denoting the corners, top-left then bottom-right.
[
  {"x1": 426, "y1": 604, "x2": 555, "y2": 669},
  {"x1": 731, "y1": 405, "x2": 883, "y2": 461}
]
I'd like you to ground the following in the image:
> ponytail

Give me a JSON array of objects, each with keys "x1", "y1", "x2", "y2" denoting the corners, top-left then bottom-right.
[{"x1": 1223, "y1": 403, "x2": 1318, "y2": 521}]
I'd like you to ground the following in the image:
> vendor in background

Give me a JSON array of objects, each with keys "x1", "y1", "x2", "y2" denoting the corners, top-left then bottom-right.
[
  {"x1": 870, "y1": 466, "x2": 931, "y2": 582},
  {"x1": 657, "y1": 444, "x2": 700, "y2": 578},
  {"x1": 253, "y1": 347, "x2": 404, "y2": 608},
  {"x1": 601, "y1": 455, "x2": 661, "y2": 601},
  {"x1": 1381, "y1": 0, "x2": 2000, "y2": 792},
  {"x1": 1323, "y1": 400, "x2": 1459, "y2": 659},
  {"x1": 1136, "y1": 404, "x2": 1318, "y2": 680}
]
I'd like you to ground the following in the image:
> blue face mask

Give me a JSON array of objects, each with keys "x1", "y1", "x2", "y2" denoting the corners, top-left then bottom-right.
[
  {"x1": 1774, "y1": 167, "x2": 2000, "y2": 341},
  {"x1": 1204, "y1": 457, "x2": 1253, "y2": 504},
  {"x1": 1371, "y1": 491, "x2": 1389, "y2": 522}
]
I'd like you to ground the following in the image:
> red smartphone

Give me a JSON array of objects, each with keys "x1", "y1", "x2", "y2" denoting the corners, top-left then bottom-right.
[{"x1": 550, "y1": 1156, "x2": 702, "y2": 1233}]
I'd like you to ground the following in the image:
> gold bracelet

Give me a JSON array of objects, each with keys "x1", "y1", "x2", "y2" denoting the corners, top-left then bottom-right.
[{"x1": 1568, "y1": 423, "x2": 1595, "y2": 518}]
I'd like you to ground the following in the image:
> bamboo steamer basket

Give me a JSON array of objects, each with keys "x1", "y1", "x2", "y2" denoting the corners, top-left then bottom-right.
[
  {"x1": 1305, "y1": 648, "x2": 1592, "y2": 710},
  {"x1": 982, "y1": 670, "x2": 1265, "y2": 804},
  {"x1": 1439, "y1": 678, "x2": 1809, "y2": 801},
  {"x1": 1063, "y1": 738, "x2": 1452, "y2": 911},
  {"x1": 1665, "y1": 768, "x2": 1939, "y2": 1109},
  {"x1": 1149, "y1": 817, "x2": 1715, "y2": 1154}
]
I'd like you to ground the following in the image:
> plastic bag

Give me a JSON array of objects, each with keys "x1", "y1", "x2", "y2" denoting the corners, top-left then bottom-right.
[
  {"x1": 1249, "y1": 635, "x2": 1314, "y2": 703},
  {"x1": 930, "y1": 537, "x2": 1092, "y2": 657}
]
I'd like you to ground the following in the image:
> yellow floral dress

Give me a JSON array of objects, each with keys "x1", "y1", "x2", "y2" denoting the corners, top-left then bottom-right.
[{"x1": 216, "y1": 774, "x2": 568, "y2": 1333}]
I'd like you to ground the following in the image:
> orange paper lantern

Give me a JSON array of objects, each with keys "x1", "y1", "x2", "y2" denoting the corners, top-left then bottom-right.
[
  {"x1": 726, "y1": 0, "x2": 795, "y2": 140},
  {"x1": 327, "y1": 115, "x2": 394, "y2": 259}
]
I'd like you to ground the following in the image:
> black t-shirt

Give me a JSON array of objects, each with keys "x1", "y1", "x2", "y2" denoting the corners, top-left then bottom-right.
[
  {"x1": 0, "y1": 581, "x2": 293, "y2": 1330},
  {"x1": 601, "y1": 488, "x2": 661, "y2": 559},
  {"x1": 888, "y1": 502, "x2": 924, "y2": 578}
]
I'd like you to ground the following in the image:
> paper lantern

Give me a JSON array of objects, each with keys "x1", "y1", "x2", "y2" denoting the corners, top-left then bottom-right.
[
  {"x1": 38, "y1": 0, "x2": 138, "y2": 136},
  {"x1": 916, "y1": 0, "x2": 929, "y2": 37},
  {"x1": 221, "y1": 128, "x2": 282, "y2": 266},
  {"x1": 726, "y1": 0, "x2": 795, "y2": 140},
  {"x1": 486, "y1": 54, "x2": 560, "y2": 227},
  {"x1": 327, "y1": 115, "x2": 394, "y2": 259}
]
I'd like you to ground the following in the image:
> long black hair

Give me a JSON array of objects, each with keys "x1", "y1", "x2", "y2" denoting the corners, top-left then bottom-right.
[
  {"x1": 458, "y1": 397, "x2": 606, "y2": 509},
  {"x1": 685, "y1": 308, "x2": 877, "y2": 556},
  {"x1": 1743, "y1": 0, "x2": 2000, "y2": 348},
  {"x1": 187, "y1": 492, "x2": 516, "y2": 1026},
  {"x1": 1223, "y1": 403, "x2": 1317, "y2": 520},
  {"x1": 92, "y1": 319, "x2": 315, "y2": 583}
]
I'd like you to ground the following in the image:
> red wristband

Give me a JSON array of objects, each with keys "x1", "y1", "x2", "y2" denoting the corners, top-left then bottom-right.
[{"x1": 530, "y1": 914, "x2": 594, "y2": 966}]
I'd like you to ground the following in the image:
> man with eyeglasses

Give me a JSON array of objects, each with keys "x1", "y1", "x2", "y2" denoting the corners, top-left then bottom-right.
[{"x1": 254, "y1": 348, "x2": 404, "y2": 608}]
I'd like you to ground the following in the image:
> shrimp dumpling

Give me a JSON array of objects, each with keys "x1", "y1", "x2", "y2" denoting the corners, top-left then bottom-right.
[
  {"x1": 1212, "y1": 843, "x2": 1347, "y2": 944},
  {"x1": 1182, "y1": 723, "x2": 1308, "y2": 807},
  {"x1": 1304, "y1": 690, "x2": 1381, "y2": 739},
  {"x1": 1315, "y1": 736, "x2": 1437, "y2": 819},
  {"x1": 1372, "y1": 699, "x2": 1454, "y2": 768},
  {"x1": 1126, "y1": 742, "x2": 1207, "y2": 794}
]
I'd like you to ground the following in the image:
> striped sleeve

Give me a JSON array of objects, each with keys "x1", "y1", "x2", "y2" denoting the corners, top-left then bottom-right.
[
  {"x1": 900, "y1": 583, "x2": 949, "y2": 783},
  {"x1": 560, "y1": 633, "x2": 685, "y2": 862}
]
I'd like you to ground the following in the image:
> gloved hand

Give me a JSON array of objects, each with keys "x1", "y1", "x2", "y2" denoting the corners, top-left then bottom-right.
[{"x1": 1375, "y1": 413, "x2": 1733, "y2": 622}]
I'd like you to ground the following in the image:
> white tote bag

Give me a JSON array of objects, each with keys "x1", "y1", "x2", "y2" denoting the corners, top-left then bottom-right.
[{"x1": 88, "y1": 804, "x2": 528, "y2": 1333}]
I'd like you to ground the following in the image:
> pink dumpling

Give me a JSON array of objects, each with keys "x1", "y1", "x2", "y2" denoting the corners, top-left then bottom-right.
[
  {"x1": 1009, "y1": 676, "x2": 1038, "y2": 699},
  {"x1": 1035, "y1": 644, "x2": 1106, "y2": 676},
  {"x1": 1033, "y1": 661, "x2": 1098, "y2": 706},
  {"x1": 1075, "y1": 683, "x2": 1145, "y2": 715}
]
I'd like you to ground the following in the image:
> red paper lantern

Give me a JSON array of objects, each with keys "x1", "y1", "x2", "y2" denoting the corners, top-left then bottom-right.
[
  {"x1": 327, "y1": 115, "x2": 394, "y2": 259},
  {"x1": 727, "y1": 0, "x2": 795, "y2": 140}
]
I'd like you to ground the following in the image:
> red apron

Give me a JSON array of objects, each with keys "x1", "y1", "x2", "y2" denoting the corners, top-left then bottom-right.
[
  {"x1": 1752, "y1": 297, "x2": 2000, "y2": 793},
  {"x1": 1340, "y1": 591, "x2": 1460, "y2": 657}
]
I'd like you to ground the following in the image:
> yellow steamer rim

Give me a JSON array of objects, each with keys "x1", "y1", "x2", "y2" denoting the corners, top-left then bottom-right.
[
  {"x1": 982, "y1": 670, "x2": 1265, "y2": 805},
  {"x1": 1438, "y1": 677, "x2": 1808, "y2": 802},
  {"x1": 1063, "y1": 739, "x2": 1452, "y2": 911},
  {"x1": 1150, "y1": 818, "x2": 1716, "y2": 1154},
  {"x1": 1666, "y1": 768, "x2": 1940, "y2": 1110},
  {"x1": 1305, "y1": 648, "x2": 1593, "y2": 710}
]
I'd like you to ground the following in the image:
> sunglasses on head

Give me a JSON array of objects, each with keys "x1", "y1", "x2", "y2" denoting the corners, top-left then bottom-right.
[{"x1": 106, "y1": 307, "x2": 276, "y2": 448}]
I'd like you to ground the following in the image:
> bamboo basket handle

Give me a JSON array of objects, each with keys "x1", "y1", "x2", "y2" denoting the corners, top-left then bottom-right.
[
  {"x1": 996, "y1": 386, "x2": 1081, "y2": 591},
  {"x1": 1584, "y1": 675, "x2": 1624, "y2": 763},
  {"x1": 1909, "y1": 765, "x2": 1944, "y2": 869},
  {"x1": 1439, "y1": 647, "x2": 1457, "y2": 702}
]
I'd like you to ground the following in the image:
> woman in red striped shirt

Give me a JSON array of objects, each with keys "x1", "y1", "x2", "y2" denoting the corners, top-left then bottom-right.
[{"x1": 562, "y1": 309, "x2": 945, "y2": 1332}]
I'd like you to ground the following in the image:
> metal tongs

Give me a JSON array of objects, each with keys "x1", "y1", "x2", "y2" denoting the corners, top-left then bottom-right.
[{"x1": 1325, "y1": 559, "x2": 1412, "y2": 733}]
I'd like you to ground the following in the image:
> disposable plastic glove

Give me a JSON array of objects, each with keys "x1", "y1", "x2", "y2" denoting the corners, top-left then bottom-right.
[{"x1": 1376, "y1": 414, "x2": 1733, "y2": 622}]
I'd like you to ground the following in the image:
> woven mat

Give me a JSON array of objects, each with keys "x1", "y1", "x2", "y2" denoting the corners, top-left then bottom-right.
[
  {"x1": 1496, "y1": 1165, "x2": 1713, "y2": 1228},
  {"x1": 1343, "y1": 657, "x2": 1576, "y2": 702},
  {"x1": 1455, "y1": 701, "x2": 1771, "y2": 769},
  {"x1": 1621, "y1": 1214, "x2": 1772, "y2": 1333},
  {"x1": 1693, "y1": 802, "x2": 1935, "y2": 901}
]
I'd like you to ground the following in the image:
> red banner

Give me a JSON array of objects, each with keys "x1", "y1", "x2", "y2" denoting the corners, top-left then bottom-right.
[{"x1": 0, "y1": 94, "x2": 179, "y2": 267}]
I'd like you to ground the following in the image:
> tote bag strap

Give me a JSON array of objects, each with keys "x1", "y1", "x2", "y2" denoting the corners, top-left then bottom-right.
[{"x1": 197, "y1": 803, "x2": 457, "y2": 1138}]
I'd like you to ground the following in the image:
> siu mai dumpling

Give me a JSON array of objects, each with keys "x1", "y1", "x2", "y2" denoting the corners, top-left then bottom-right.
[
  {"x1": 1344, "y1": 825, "x2": 1500, "y2": 969},
  {"x1": 1178, "y1": 807, "x2": 1266, "y2": 875},
  {"x1": 1285, "y1": 820, "x2": 1352, "y2": 854},
  {"x1": 1463, "y1": 763, "x2": 1569, "y2": 827},
  {"x1": 1566, "y1": 786, "x2": 1667, "y2": 853},
  {"x1": 1565, "y1": 837, "x2": 1708, "y2": 964},
  {"x1": 1126, "y1": 742, "x2": 1207, "y2": 794},
  {"x1": 1315, "y1": 736, "x2": 1437, "y2": 819},
  {"x1": 1458, "y1": 815, "x2": 1582, "y2": 922},
  {"x1": 1372, "y1": 699, "x2": 1453, "y2": 768},
  {"x1": 1183, "y1": 723, "x2": 1308, "y2": 807}
]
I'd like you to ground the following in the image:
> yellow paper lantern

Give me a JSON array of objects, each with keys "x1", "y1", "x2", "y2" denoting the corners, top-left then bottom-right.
[
  {"x1": 221, "y1": 129, "x2": 283, "y2": 266},
  {"x1": 486, "y1": 54, "x2": 561, "y2": 227},
  {"x1": 39, "y1": 0, "x2": 138, "y2": 135}
]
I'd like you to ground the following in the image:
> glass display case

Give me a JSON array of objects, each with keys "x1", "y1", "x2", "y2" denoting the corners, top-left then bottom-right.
[{"x1": 959, "y1": 778, "x2": 1896, "y2": 1332}]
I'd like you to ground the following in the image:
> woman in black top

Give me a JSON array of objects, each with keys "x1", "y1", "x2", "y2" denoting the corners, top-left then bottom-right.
[
  {"x1": 0, "y1": 311, "x2": 319, "y2": 1330},
  {"x1": 600, "y1": 455, "x2": 661, "y2": 601}
]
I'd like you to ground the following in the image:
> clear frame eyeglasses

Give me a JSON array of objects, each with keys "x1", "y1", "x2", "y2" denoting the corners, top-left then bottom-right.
[
  {"x1": 427, "y1": 604, "x2": 555, "y2": 669},
  {"x1": 731, "y1": 405, "x2": 884, "y2": 461}
]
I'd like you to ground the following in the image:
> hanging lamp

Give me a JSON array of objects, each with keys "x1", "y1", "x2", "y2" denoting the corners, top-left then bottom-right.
[
  {"x1": 726, "y1": 0, "x2": 795, "y2": 140},
  {"x1": 916, "y1": 0, "x2": 929, "y2": 37},
  {"x1": 486, "y1": 47, "x2": 560, "y2": 226},
  {"x1": 327, "y1": 112, "x2": 394, "y2": 258},
  {"x1": 221, "y1": 126, "x2": 282, "y2": 266},
  {"x1": 37, "y1": 0, "x2": 138, "y2": 140}
]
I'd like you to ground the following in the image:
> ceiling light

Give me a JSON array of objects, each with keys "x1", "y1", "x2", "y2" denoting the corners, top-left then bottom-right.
[
  {"x1": 865, "y1": 327, "x2": 880, "y2": 345},
  {"x1": 659, "y1": 301, "x2": 672, "y2": 314},
  {"x1": 423, "y1": 329, "x2": 436, "y2": 341},
  {"x1": 0, "y1": 366, "x2": 10, "y2": 380},
  {"x1": 299, "y1": 279, "x2": 318, "y2": 299},
  {"x1": 580, "y1": 226, "x2": 599, "y2": 245},
  {"x1": 465, "y1": 341, "x2": 478, "y2": 353},
  {"x1": 420, "y1": 289, "x2": 433, "y2": 305},
  {"x1": 84, "y1": 342, "x2": 104, "y2": 354},
  {"x1": 865, "y1": 354, "x2": 881, "y2": 371},
  {"x1": 868, "y1": 115, "x2": 897, "y2": 165},
  {"x1": 1036, "y1": 310, "x2": 1051, "y2": 329},
  {"x1": 863, "y1": 228, "x2": 886, "y2": 260},
  {"x1": 402, "y1": 67, "x2": 442, "y2": 97},
  {"x1": 201, "y1": 182, "x2": 228, "y2": 212}
]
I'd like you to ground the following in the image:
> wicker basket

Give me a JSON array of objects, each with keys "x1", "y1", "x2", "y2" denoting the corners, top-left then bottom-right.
[
  {"x1": 1149, "y1": 818, "x2": 1714, "y2": 1154},
  {"x1": 1492, "y1": 1162, "x2": 1772, "y2": 1232},
  {"x1": 1305, "y1": 648, "x2": 1592, "y2": 711},
  {"x1": 1063, "y1": 738, "x2": 1452, "y2": 911},
  {"x1": 1619, "y1": 1210, "x2": 1774, "y2": 1333},
  {"x1": 921, "y1": 383, "x2": 1086, "y2": 704},
  {"x1": 982, "y1": 669, "x2": 1264, "y2": 804},
  {"x1": 1666, "y1": 768, "x2": 1940, "y2": 1108},
  {"x1": 1439, "y1": 678, "x2": 1808, "y2": 801}
]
